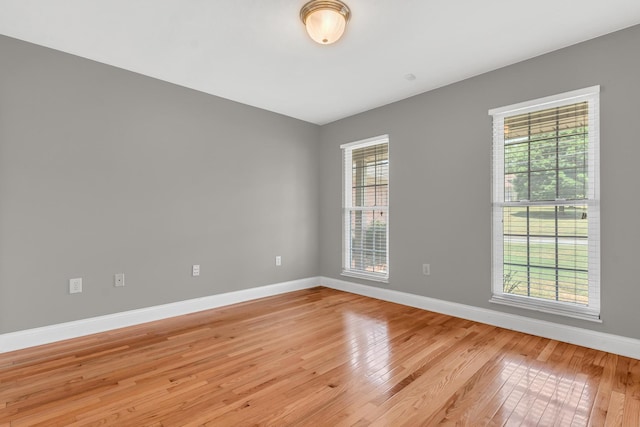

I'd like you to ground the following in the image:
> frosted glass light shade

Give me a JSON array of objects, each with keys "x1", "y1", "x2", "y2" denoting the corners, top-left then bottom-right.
[
  {"x1": 305, "y1": 9, "x2": 346, "y2": 44},
  {"x1": 300, "y1": 0, "x2": 351, "y2": 45}
]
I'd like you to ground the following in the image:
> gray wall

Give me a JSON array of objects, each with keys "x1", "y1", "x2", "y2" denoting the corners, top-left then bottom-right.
[
  {"x1": 319, "y1": 24, "x2": 640, "y2": 339},
  {"x1": 0, "y1": 35, "x2": 320, "y2": 333},
  {"x1": 3, "y1": 24, "x2": 640, "y2": 340}
]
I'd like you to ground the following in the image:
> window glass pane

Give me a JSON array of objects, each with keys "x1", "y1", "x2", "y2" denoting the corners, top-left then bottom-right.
[
  {"x1": 529, "y1": 170, "x2": 556, "y2": 201},
  {"x1": 558, "y1": 168, "x2": 587, "y2": 200},
  {"x1": 557, "y1": 205, "x2": 588, "y2": 238},
  {"x1": 529, "y1": 139, "x2": 557, "y2": 172},
  {"x1": 376, "y1": 161, "x2": 388, "y2": 183},
  {"x1": 502, "y1": 264, "x2": 527, "y2": 295},
  {"x1": 558, "y1": 135, "x2": 587, "y2": 169},
  {"x1": 557, "y1": 270, "x2": 588, "y2": 304},
  {"x1": 528, "y1": 266, "x2": 562, "y2": 301},
  {"x1": 503, "y1": 206, "x2": 527, "y2": 236},
  {"x1": 505, "y1": 172, "x2": 527, "y2": 201},
  {"x1": 364, "y1": 164, "x2": 377, "y2": 185},
  {"x1": 504, "y1": 142, "x2": 528, "y2": 174},
  {"x1": 353, "y1": 186, "x2": 377, "y2": 207},
  {"x1": 528, "y1": 206, "x2": 556, "y2": 236},
  {"x1": 376, "y1": 184, "x2": 388, "y2": 206}
]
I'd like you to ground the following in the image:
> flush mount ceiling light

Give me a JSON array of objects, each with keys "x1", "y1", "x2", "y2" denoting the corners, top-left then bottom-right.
[{"x1": 300, "y1": 0, "x2": 351, "y2": 45}]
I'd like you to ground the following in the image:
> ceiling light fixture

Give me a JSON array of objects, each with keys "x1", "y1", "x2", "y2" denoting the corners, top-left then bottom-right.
[{"x1": 300, "y1": 0, "x2": 351, "y2": 45}]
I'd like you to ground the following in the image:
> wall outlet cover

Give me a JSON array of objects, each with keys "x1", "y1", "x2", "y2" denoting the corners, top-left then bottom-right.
[{"x1": 69, "y1": 278, "x2": 82, "y2": 294}]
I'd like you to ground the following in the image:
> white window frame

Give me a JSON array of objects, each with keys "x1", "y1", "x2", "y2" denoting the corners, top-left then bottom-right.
[
  {"x1": 489, "y1": 86, "x2": 601, "y2": 322},
  {"x1": 341, "y1": 135, "x2": 390, "y2": 283}
]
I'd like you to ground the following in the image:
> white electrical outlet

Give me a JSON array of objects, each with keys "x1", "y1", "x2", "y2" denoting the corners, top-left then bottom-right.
[
  {"x1": 114, "y1": 273, "x2": 125, "y2": 287},
  {"x1": 422, "y1": 264, "x2": 431, "y2": 276},
  {"x1": 192, "y1": 264, "x2": 200, "y2": 277},
  {"x1": 275, "y1": 256, "x2": 282, "y2": 266},
  {"x1": 69, "y1": 277, "x2": 82, "y2": 294}
]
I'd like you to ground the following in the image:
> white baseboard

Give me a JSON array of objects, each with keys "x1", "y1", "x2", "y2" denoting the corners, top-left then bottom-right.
[
  {"x1": 3, "y1": 276, "x2": 638, "y2": 360},
  {"x1": 320, "y1": 276, "x2": 640, "y2": 360},
  {"x1": 0, "y1": 277, "x2": 320, "y2": 354}
]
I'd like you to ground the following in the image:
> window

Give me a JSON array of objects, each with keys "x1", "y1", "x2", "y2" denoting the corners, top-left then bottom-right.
[
  {"x1": 341, "y1": 135, "x2": 389, "y2": 282},
  {"x1": 489, "y1": 87, "x2": 600, "y2": 321}
]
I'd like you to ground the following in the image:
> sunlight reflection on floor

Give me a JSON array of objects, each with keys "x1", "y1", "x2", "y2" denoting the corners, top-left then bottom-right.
[
  {"x1": 497, "y1": 358, "x2": 590, "y2": 423},
  {"x1": 343, "y1": 311, "x2": 391, "y2": 385}
]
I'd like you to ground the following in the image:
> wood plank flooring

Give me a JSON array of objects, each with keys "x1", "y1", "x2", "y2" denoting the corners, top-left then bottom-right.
[{"x1": 0, "y1": 287, "x2": 638, "y2": 426}]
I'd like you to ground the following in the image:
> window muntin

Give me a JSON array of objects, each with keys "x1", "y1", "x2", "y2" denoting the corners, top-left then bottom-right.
[
  {"x1": 342, "y1": 136, "x2": 389, "y2": 282},
  {"x1": 490, "y1": 87, "x2": 600, "y2": 321}
]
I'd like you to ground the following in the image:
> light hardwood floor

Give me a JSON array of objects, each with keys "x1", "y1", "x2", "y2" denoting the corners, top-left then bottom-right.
[{"x1": 1, "y1": 287, "x2": 638, "y2": 426}]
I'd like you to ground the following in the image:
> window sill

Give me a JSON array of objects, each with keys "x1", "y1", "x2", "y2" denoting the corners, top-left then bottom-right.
[
  {"x1": 341, "y1": 270, "x2": 389, "y2": 284},
  {"x1": 489, "y1": 294, "x2": 601, "y2": 323}
]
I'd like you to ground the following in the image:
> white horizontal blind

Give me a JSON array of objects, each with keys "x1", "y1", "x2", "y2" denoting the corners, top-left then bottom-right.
[
  {"x1": 342, "y1": 136, "x2": 389, "y2": 282},
  {"x1": 490, "y1": 87, "x2": 600, "y2": 321}
]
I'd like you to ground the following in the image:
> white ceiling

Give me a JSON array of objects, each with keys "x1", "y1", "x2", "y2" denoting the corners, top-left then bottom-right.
[{"x1": 1, "y1": 1, "x2": 640, "y2": 125}]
